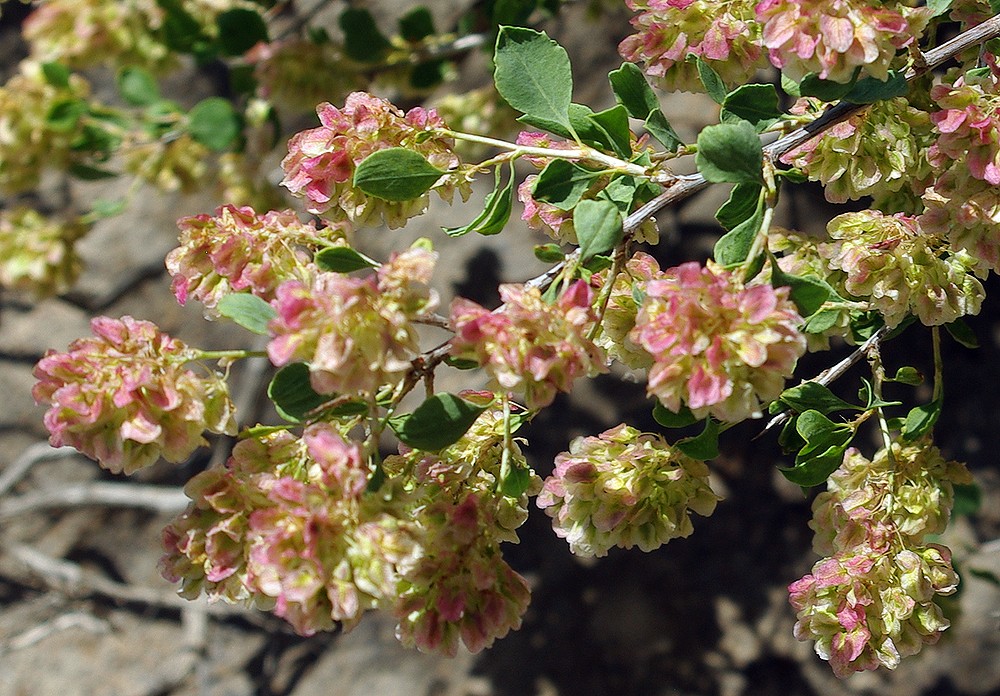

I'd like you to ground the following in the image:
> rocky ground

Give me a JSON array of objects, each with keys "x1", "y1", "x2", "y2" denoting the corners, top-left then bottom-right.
[{"x1": 1, "y1": 2, "x2": 999, "y2": 695}]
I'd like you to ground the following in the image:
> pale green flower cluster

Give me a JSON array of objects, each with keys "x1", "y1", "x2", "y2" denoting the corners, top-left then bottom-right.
[
  {"x1": 0, "y1": 207, "x2": 89, "y2": 297},
  {"x1": 821, "y1": 211, "x2": 984, "y2": 328},
  {"x1": 790, "y1": 442, "x2": 971, "y2": 677},
  {"x1": 0, "y1": 61, "x2": 93, "y2": 194},
  {"x1": 784, "y1": 97, "x2": 933, "y2": 205},
  {"x1": 537, "y1": 424, "x2": 718, "y2": 557}
]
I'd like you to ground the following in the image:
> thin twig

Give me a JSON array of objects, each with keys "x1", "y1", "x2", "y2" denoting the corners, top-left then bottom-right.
[
  {"x1": 0, "y1": 482, "x2": 188, "y2": 520},
  {"x1": 0, "y1": 611, "x2": 110, "y2": 657},
  {"x1": 2, "y1": 543, "x2": 251, "y2": 618},
  {"x1": 0, "y1": 443, "x2": 78, "y2": 497},
  {"x1": 762, "y1": 325, "x2": 891, "y2": 432}
]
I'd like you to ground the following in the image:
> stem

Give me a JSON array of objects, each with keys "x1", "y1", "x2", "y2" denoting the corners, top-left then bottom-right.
[
  {"x1": 932, "y1": 326, "x2": 943, "y2": 403},
  {"x1": 443, "y1": 130, "x2": 658, "y2": 179},
  {"x1": 866, "y1": 341, "x2": 895, "y2": 456},
  {"x1": 188, "y1": 349, "x2": 269, "y2": 363},
  {"x1": 762, "y1": 325, "x2": 891, "y2": 433},
  {"x1": 500, "y1": 393, "x2": 512, "y2": 484},
  {"x1": 588, "y1": 245, "x2": 625, "y2": 342}
]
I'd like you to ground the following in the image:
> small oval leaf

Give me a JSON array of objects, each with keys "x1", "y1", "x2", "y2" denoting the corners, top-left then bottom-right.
[
  {"x1": 574, "y1": 199, "x2": 623, "y2": 261},
  {"x1": 388, "y1": 393, "x2": 489, "y2": 451},
  {"x1": 268, "y1": 363, "x2": 329, "y2": 422},
  {"x1": 353, "y1": 148, "x2": 445, "y2": 202},
  {"x1": 217, "y1": 293, "x2": 276, "y2": 334},
  {"x1": 315, "y1": 247, "x2": 377, "y2": 273}
]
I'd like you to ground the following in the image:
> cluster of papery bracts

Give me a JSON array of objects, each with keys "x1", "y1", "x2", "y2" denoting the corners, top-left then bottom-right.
[
  {"x1": 25, "y1": 0, "x2": 996, "y2": 668},
  {"x1": 161, "y1": 415, "x2": 534, "y2": 655},
  {"x1": 789, "y1": 442, "x2": 972, "y2": 677},
  {"x1": 620, "y1": 0, "x2": 932, "y2": 92}
]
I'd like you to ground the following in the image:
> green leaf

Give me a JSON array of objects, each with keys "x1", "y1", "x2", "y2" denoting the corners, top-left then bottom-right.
[
  {"x1": 652, "y1": 402, "x2": 698, "y2": 428},
  {"x1": 353, "y1": 148, "x2": 445, "y2": 201},
  {"x1": 501, "y1": 463, "x2": 533, "y2": 497},
  {"x1": 714, "y1": 187, "x2": 764, "y2": 267},
  {"x1": 721, "y1": 84, "x2": 782, "y2": 130},
  {"x1": 444, "y1": 162, "x2": 514, "y2": 237},
  {"x1": 803, "y1": 308, "x2": 841, "y2": 334},
  {"x1": 531, "y1": 159, "x2": 602, "y2": 210},
  {"x1": 493, "y1": 0, "x2": 537, "y2": 25},
  {"x1": 89, "y1": 198, "x2": 127, "y2": 219},
  {"x1": 608, "y1": 62, "x2": 659, "y2": 118},
  {"x1": 901, "y1": 398, "x2": 942, "y2": 442},
  {"x1": 46, "y1": 99, "x2": 87, "y2": 132},
  {"x1": 691, "y1": 55, "x2": 727, "y2": 104},
  {"x1": 780, "y1": 410, "x2": 854, "y2": 487},
  {"x1": 68, "y1": 163, "x2": 118, "y2": 180},
  {"x1": 444, "y1": 356, "x2": 480, "y2": 370},
  {"x1": 643, "y1": 111, "x2": 683, "y2": 152},
  {"x1": 781, "y1": 73, "x2": 801, "y2": 98},
  {"x1": 409, "y1": 60, "x2": 446, "y2": 90},
  {"x1": 696, "y1": 121, "x2": 763, "y2": 185},
  {"x1": 607, "y1": 63, "x2": 685, "y2": 149},
  {"x1": 779, "y1": 382, "x2": 860, "y2": 415},
  {"x1": 339, "y1": 7, "x2": 391, "y2": 62},
  {"x1": 716, "y1": 183, "x2": 762, "y2": 231},
  {"x1": 41, "y1": 62, "x2": 71, "y2": 88},
  {"x1": 952, "y1": 482, "x2": 982, "y2": 517},
  {"x1": 268, "y1": 363, "x2": 329, "y2": 421},
  {"x1": 770, "y1": 258, "x2": 846, "y2": 317},
  {"x1": 187, "y1": 97, "x2": 241, "y2": 151},
  {"x1": 388, "y1": 393, "x2": 489, "y2": 451},
  {"x1": 890, "y1": 366, "x2": 923, "y2": 385},
  {"x1": 494, "y1": 27, "x2": 573, "y2": 130},
  {"x1": 534, "y1": 243, "x2": 565, "y2": 263},
  {"x1": 216, "y1": 8, "x2": 270, "y2": 56},
  {"x1": 157, "y1": 0, "x2": 208, "y2": 54},
  {"x1": 117, "y1": 67, "x2": 161, "y2": 106},
  {"x1": 945, "y1": 318, "x2": 979, "y2": 348},
  {"x1": 314, "y1": 247, "x2": 377, "y2": 273},
  {"x1": 399, "y1": 6, "x2": 435, "y2": 42},
  {"x1": 799, "y1": 71, "x2": 858, "y2": 101},
  {"x1": 844, "y1": 71, "x2": 908, "y2": 104},
  {"x1": 588, "y1": 104, "x2": 632, "y2": 157},
  {"x1": 850, "y1": 310, "x2": 883, "y2": 342},
  {"x1": 217, "y1": 293, "x2": 276, "y2": 334},
  {"x1": 927, "y1": 0, "x2": 953, "y2": 16},
  {"x1": 856, "y1": 378, "x2": 902, "y2": 410},
  {"x1": 676, "y1": 418, "x2": 720, "y2": 460},
  {"x1": 574, "y1": 199, "x2": 623, "y2": 261}
]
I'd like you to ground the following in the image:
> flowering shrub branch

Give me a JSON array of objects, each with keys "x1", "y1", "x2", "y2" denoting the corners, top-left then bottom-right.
[{"x1": 6, "y1": 0, "x2": 1000, "y2": 678}]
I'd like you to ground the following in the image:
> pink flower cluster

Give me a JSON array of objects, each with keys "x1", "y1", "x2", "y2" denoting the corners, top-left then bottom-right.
[
  {"x1": 164, "y1": 417, "x2": 534, "y2": 652},
  {"x1": 267, "y1": 246, "x2": 439, "y2": 396},
  {"x1": 631, "y1": 262, "x2": 806, "y2": 422},
  {"x1": 820, "y1": 211, "x2": 984, "y2": 328},
  {"x1": 281, "y1": 92, "x2": 465, "y2": 228},
  {"x1": 929, "y1": 68, "x2": 1000, "y2": 185},
  {"x1": 167, "y1": 205, "x2": 350, "y2": 315},
  {"x1": 162, "y1": 425, "x2": 415, "y2": 635},
  {"x1": 394, "y1": 493, "x2": 531, "y2": 656},
  {"x1": 789, "y1": 442, "x2": 971, "y2": 677},
  {"x1": 619, "y1": 0, "x2": 766, "y2": 92},
  {"x1": 537, "y1": 424, "x2": 718, "y2": 557},
  {"x1": 449, "y1": 280, "x2": 606, "y2": 410},
  {"x1": 921, "y1": 166, "x2": 1000, "y2": 275},
  {"x1": 33, "y1": 316, "x2": 236, "y2": 474},
  {"x1": 756, "y1": 0, "x2": 929, "y2": 83}
]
